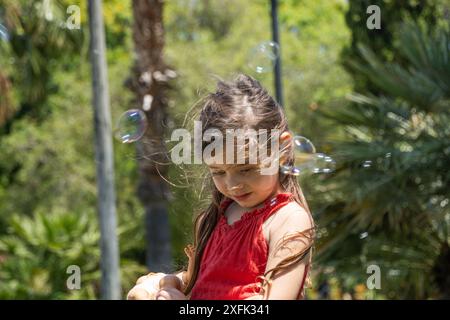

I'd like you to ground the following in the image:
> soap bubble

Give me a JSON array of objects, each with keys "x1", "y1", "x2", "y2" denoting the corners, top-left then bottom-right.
[
  {"x1": 247, "y1": 41, "x2": 280, "y2": 73},
  {"x1": 115, "y1": 109, "x2": 147, "y2": 143},
  {"x1": 279, "y1": 135, "x2": 335, "y2": 175},
  {"x1": 311, "y1": 153, "x2": 336, "y2": 174},
  {"x1": 0, "y1": 23, "x2": 9, "y2": 42}
]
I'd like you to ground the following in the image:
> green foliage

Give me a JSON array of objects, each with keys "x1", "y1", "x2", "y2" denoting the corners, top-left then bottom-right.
[
  {"x1": 341, "y1": 0, "x2": 447, "y2": 93},
  {"x1": 316, "y1": 22, "x2": 450, "y2": 299},
  {"x1": 0, "y1": 58, "x2": 147, "y2": 298},
  {"x1": 0, "y1": 210, "x2": 100, "y2": 299},
  {"x1": 0, "y1": 0, "x2": 355, "y2": 299},
  {"x1": 0, "y1": 0, "x2": 84, "y2": 131},
  {"x1": 278, "y1": 0, "x2": 352, "y2": 150}
]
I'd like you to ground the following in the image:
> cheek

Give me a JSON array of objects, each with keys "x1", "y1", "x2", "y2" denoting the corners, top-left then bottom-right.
[
  {"x1": 248, "y1": 173, "x2": 278, "y2": 189},
  {"x1": 212, "y1": 177, "x2": 226, "y2": 192}
]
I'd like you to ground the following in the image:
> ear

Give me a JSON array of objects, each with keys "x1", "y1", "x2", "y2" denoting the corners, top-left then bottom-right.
[
  {"x1": 279, "y1": 131, "x2": 292, "y2": 145},
  {"x1": 279, "y1": 131, "x2": 292, "y2": 165}
]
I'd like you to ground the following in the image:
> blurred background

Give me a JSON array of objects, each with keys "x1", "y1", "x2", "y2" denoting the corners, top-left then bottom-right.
[{"x1": 0, "y1": 0, "x2": 449, "y2": 299}]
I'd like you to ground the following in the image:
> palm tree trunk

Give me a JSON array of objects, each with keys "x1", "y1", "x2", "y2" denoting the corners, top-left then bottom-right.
[
  {"x1": 129, "y1": 0, "x2": 174, "y2": 273},
  {"x1": 0, "y1": 71, "x2": 13, "y2": 127},
  {"x1": 432, "y1": 242, "x2": 450, "y2": 299},
  {"x1": 88, "y1": 0, "x2": 121, "y2": 299}
]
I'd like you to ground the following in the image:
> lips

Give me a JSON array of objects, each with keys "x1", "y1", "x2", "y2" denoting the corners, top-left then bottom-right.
[{"x1": 233, "y1": 192, "x2": 251, "y2": 200}]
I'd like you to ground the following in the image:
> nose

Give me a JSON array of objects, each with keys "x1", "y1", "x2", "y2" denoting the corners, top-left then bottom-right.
[
  {"x1": 226, "y1": 175, "x2": 244, "y2": 192},
  {"x1": 229, "y1": 184, "x2": 243, "y2": 191}
]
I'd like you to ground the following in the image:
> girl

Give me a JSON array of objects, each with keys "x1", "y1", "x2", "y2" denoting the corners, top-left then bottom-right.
[{"x1": 128, "y1": 74, "x2": 315, "y2": 300}]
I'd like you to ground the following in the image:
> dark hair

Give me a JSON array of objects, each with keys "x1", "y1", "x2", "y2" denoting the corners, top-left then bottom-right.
[{"x1": 183, "y1": 74, "x2": 315, "y2": 299}]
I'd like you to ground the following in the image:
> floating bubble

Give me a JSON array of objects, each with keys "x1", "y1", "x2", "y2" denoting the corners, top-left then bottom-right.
[
  {"x1": 247, "y1": 41, "x2": 280, "y2": 73},
  {"x1": 0, "y1": 23, "x2": 9, "y2": 42},
  {"x1": 362, "y1": 160, "x2": 372, "y2": 168},
  {"x1": 388, "y1": 269, "x2": 401, "y2": 277},
  {"x1": 280, "y1": 164, "x2": 301, "y2": 176},
  {"x1": 279, "y1": 135, "x2": 336, "y2": 175},
  {"x1": 311, "y1": 153, "x2": 336, "y2": 174},
  {"x1": 319, "y1": 44, "x2": 328, "y2": 56},
  {"x1": 280, "y1": 164, "x2": 293, "y2": 175},
  {"x1": 292, "y1": 136, "x2": 317, "y2": 171},
  {"x1": 115, "y1": 109, "x2": 147, "y2": 143},
  {"x1": 289, "y1": 167, "x2": 301, "y2": 176},
  {"x1": 294, "y1": 136, "x2": 316, "y2": 154},
  {"x1": 279, "y1": 135, "x2": 315, "y2": 175}
]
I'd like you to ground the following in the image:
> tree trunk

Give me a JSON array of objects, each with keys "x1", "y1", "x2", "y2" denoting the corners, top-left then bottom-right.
[
  {"x1": 0, "y1": 71, "x2": 13, "y2": 127},
  {"x1": 128, "y1": 0, "x2": 175, "y2": 273},
  {"x1": 432, "y1": 242, "x2": 450, "y2": 299},
  {"x1": 88, "y1": 0, "x2": 122, "y2": 299}
]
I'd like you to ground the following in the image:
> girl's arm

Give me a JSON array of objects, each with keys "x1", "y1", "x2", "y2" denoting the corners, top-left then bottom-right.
[{"x1": 253, "y1": 202, "x2": 313, "y2": 300}]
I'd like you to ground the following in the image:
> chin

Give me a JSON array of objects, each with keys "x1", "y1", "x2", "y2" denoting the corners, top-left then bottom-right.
[
  {"x1": 238, "y1": 200, "x2": 254, "y2": 206},
  {"x1": 238, "y1": 197, "x2": 261, "y2": 208}
]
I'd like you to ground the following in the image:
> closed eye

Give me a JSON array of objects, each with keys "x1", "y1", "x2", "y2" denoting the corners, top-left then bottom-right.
[{"x1": 241, "y1": 167, "x2": 261, "y2": 174}]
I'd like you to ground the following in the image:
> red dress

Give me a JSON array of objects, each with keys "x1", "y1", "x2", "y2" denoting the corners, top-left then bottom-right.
[{"x1": 189, "y1": 192, "x2": 310, "y2": 300}]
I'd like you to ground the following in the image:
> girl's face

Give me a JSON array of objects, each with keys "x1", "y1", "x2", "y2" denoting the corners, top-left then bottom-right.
[
  {"x1": 209, "y1": 163, "x2": 282, "y2": 209},
  {"x1": 207, "y1": 131, "x2": 291, "y2": 208}
]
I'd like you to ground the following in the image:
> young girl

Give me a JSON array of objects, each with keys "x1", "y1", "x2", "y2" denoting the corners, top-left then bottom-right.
[{"x1": 128, "y1": 74, "x2": 315, "y2": 300}]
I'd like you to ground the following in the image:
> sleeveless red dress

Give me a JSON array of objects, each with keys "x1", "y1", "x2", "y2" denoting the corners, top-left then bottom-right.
[{"x1": 189, "y1": 192, "x2": 310, "y2": 300}]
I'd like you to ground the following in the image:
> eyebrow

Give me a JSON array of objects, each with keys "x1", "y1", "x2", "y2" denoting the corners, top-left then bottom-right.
[
  {"x1": 209, "y1": 164, "x2": 256, "y2": 169},
  {"x1": 209, "y1": 165, "x2": 235, "y2": 169}
]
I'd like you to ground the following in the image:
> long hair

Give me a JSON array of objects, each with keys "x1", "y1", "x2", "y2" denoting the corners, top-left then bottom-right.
[{"x1": 182, "y1": 74, "x2": 315, "y2": 298}]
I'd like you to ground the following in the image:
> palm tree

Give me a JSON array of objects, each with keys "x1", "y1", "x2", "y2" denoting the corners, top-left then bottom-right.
[
  {"x1": 0, "y1": 0, "x2": 83, "y2": 134},
  {"x1": 0, "y1": 0, "x2": 83, "y2": 234},
  {"x1": 341, "y1": 0, "x2": 443, "y2": 94},
  {"x1": 316, "y1": 22, "x2": 450, "y2": 299},
  {"x1": 0, "y1": 71, "x2": 13, "y2": 127},
  {"x1": 127, "y1": 0, "x2": 176, "y2": 273},
  {"x1": 0, "y1": 211, "x2": 101, "y2": 299}
]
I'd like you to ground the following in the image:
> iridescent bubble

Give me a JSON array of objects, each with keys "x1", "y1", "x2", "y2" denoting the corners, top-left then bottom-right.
[
  {"x1": 280, "y1": 164, "x2": 293, "y2": 175},
  {"x1": 279, "y1": 164, "x2": 301, "y2": 176},
  {"x1": 0, "y1": 23, "x2": 9, "y2": 42},
  {"x1": 388, "y1": 269, "x2": 401, "y2": 277},
  {"x1": 247, "y1": 41, "x2": 280, "y2": 73},
  {"x1": 362, "y1": 160, "x2": 372, "y2": 168},
  {"x1": 292, "y1": 136, "x2": 317, "y2": 171},
  {"x1": 319, "y1": 44, "x2": 328, "y2": 56},
  {"x1": 293, "y1": 136, "x2": 316, "y2": 154},
  {"x1": 311, "y1": 153, "x2": 336, "y2": 174},
  {"x1": 279, "y1": 135, "x2": 316, "y2": 175},
  {"x1": 115, "y1": 109, "x2": 147, "y2": 143},
  {"x1": 289, "y1": 167, "x2": 301, "y2": 176},
  {"x1": 279, "y1": 135, "x2": 336, "y2": 175}
]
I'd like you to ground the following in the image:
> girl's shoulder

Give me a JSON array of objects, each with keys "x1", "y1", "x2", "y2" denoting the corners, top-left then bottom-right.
[
  {"x1": 278, "y1": 201, "x2": 308, "y2": 218},
  {"x1": 265, "y1": 201, "x2": 314, "y2": 242}
]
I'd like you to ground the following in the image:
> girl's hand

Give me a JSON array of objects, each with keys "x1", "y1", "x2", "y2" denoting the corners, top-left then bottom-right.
[
  {"x1": 127, "y1": 272, "x2": 166, "y2": 300},
  {"x1": 156, "y1": 287, "x2": 187, "y2": 300}
]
